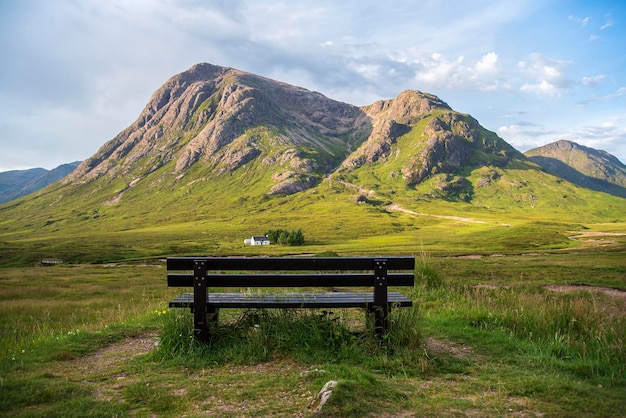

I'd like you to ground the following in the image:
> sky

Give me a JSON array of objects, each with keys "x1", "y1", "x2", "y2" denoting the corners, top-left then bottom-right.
[{"x1": 1, "y1": 0, "x2": 625, "y2": 172}]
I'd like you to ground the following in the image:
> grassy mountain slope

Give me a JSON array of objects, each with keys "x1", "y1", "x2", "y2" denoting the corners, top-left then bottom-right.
[{"x1": 0, "y1": 64, "x2": 625, "y2": 266}]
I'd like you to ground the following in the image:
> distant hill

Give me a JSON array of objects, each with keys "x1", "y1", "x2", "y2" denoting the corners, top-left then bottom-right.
[
  {"x1": 524, "y1": 140, "x2": 626, "y2": 198},
  {"x1": 0, "y1": 162, "x2": 81, "y2": 204}
]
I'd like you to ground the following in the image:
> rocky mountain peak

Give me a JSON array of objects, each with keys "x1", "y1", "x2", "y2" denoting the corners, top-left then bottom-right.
[
  {"x1": 342, "y1": 90, "x2": 517, "y2": 184},
  {"x1": 64, "y1": 63, "x2": 366, "y2": 193},
  {"x1": 363, "y1": 90, "x2": 451, "y2": 123},
  {"x1": 62, "y1": 63, "x2": 522, "y2": 199}
]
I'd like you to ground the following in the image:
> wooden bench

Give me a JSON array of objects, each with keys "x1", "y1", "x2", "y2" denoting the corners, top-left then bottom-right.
[{"x1": 167, "y1": 256, "x2": 415, "y2": 342}]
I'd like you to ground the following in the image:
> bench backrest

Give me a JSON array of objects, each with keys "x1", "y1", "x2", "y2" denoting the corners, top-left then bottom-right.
[{"x1": 167, "y1": 256, "x2": 415, "y2": 288}]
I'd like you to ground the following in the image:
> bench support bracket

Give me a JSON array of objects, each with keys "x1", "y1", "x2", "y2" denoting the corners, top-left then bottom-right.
[
  {"x1": 193, "y1": 260, "x2": 209, "y2": 342},
  {"x1": 373, "y1": 258, "x2": 389, "y2": 338}
]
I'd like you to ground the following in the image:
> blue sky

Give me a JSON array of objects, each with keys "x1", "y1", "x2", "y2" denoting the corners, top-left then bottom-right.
[{"x1": 1, "y1": 0, "x2": 625, "y2": 172}]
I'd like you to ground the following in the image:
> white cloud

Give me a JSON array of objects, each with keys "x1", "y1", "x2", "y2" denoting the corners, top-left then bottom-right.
[
  {"x1": 497, "y1": 123, "x2": 559, "y2": 151},
  {"x1": 581, "y1": 75, "x2": 605, "y2": 87},
  {"x1": 600, "y1": 15, "x2": 614, "y2": 30},
  {"x1": 568, "y1": 15, "x2": 591, "y2": 27},
  {"x1": 517, "y1": 54, "x2": 573, "y2": 97},
  {"x1": 475, "y1": 52, "x2": 499, "y2": 74},
  {"x1": 412, "y1": 52, "x2": 502, "y2": 91},
  {"x1": 604, "y1": 87, "x2": 626, "y2": 99}
]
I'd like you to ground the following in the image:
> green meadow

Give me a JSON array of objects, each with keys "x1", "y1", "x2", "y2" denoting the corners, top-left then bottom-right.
[
  {"x1": 1, "y1": 161, "x2": 626, "y2": 415},
  {"x1": 1, "y1": 236, "x2": 625, "y2": 416}
]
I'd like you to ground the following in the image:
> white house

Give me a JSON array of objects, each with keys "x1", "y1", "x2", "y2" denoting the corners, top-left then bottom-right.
[{"x1": 244, "y1": 235, "x2": 270, "y2": 245}]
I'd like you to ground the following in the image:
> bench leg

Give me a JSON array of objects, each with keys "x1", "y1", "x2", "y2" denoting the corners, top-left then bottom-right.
[
  {"x1": 193, "y1": 310, "x2": 209, "y2": 343},
  {"x1": 208, "y1": 308, "x2": 219, "y2": 324},
  {"x1": 369, "y1": 305, "x2": 389, "y2": 339},
  {"x1": 192, "y1": 307, "x2": 219, "y2": 343},
  {"x1": 373, "y1": 258, "x2": 389, "y2": 339}
]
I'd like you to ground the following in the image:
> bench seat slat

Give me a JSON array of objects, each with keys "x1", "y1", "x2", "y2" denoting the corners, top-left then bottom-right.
[
  {"x1": 167, "y1": 256, "x2": 415, "y2": 271},
  {"x1": 167, "y1": 273, "x2": 415, "y2": 288},
  {"x1": 169, "y1": 291, "x2": 413, "y2": 309}
]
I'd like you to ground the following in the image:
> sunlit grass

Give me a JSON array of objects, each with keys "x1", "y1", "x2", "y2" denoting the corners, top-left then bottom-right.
[
  {"x1": 455, "y1": 285, "x2": 626, "y2": 379},
  {"x1": 0, "y1": 264, "x2": 176, "y2": 357},
  {"x1": 1, "y1": 250, "x2": 625, "y2": 416}
]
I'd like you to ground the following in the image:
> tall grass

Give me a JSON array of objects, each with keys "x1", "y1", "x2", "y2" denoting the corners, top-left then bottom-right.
[
  {"x1": 438, "y1": 283, "x2": 626, "y2": 380},
  {"x1": 155, "y1": 302, "x2": 423, "y2": 368},
  {"x1": 0, "y1": 264, "x2": 174, "y2": 358}
]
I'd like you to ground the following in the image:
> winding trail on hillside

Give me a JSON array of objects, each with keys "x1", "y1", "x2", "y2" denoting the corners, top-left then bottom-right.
[
  {"x1": 386, "y1": 203, "x2": 489, "y2": 224},
  {"x1": 567, "y1": 231, "x2": 626, "y2": 246},
  {"x1": 329, "y1": 177, "x2": 491, "y2": 224}
]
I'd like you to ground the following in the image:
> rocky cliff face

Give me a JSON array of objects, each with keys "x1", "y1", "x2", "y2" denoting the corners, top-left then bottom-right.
[
  {"x1": 342, "y1": 90, "x2": 519, "y2": 188},
  {"x1": 65, "y1": 63, "x2": 369, "y2": 194},
  {"x1": 63, "y1": 63, "x2": 521, "y2": 196},
  {"x1": 525, "y1": 140, "x2": 626, "y2": 198}
]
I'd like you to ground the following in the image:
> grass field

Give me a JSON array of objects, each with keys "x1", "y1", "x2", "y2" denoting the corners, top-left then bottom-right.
[
  {"x1": 2, "y1": 65, "x2": 626, "y2": 415},
  {"x1": 1, "y1": 244, "x2": 625, "y2": 417}
]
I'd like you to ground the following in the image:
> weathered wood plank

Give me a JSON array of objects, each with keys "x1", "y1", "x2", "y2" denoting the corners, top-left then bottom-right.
[
  {"x1": 167, "y1": 256, "x2": 415, "y2": 271},
  {"x1": 167, "y1": 273, "x2": 415, "y2": 287},
  {"x1": 169, "y1": 291, "x2": 413, "y2": 309}
]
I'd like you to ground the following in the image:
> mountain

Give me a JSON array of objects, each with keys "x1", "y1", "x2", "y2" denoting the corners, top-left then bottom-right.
[
  {"x1": 0, "y1": 162, "x2": 80, "y2": 204},
  {"x1": 63, "y1": 63, "x2": 368, "y2": 195},
  {"x1": 1, "y1": 63, "x2": 625, "y2": 265},
  {"x1": 524, "y1": 140, "x2": 626, "y2": 198},
  {"x1": 63, "y1": 63, "x2": 521, "y2": 198}
]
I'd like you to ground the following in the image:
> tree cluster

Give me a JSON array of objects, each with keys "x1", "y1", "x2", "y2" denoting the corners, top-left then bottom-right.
[{"x1": 266, "y1": 229, "x2": 305, "y2": 246}]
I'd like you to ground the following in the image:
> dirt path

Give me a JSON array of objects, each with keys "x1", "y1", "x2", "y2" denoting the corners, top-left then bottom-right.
[
  {"x1": 567, "y1": 231, "x2": 626, "y2": 246},
  {"x1": 49, "y1": 332, "x2": 159, "y2": 401},
  {"x1": 386, "y1": 203, "x2": 489, "y2": 224}
]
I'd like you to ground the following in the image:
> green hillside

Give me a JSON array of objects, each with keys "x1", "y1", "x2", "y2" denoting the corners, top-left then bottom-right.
[
  {"x1": 1, "y1": 64, "x2": 625, "y2": 266},
  {"x1": 1, "y1": 149, "x2": 624, "y2": 267}
]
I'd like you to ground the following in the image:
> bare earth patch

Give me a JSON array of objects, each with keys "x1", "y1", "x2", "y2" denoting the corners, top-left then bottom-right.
[
  {"x1": 386, "y1": 203, "x2": 488, "y2": 224},
  {"x1": 567, "y1": 231, "x2": 626, "y2": 246},
  {"x1": 426, "y1": 337, "x2": 473, "y2": 359},
  {"x1": 49, "y1": 332, "x2": 159, "y2": 401},
  {"x1": 82, "y1": 332, "x2": 159, "y2": 373},
  {"x1": 47, "y1": 334, "x2": 321, "y2": 415},
  {"x1": 545, "y1": 284, "x2": 626, "y2": 305}
]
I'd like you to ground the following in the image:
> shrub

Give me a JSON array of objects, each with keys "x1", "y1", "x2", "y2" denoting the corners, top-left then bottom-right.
[{"x1": 266, "y1": 228, "x2": 305, "y2": 246}]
